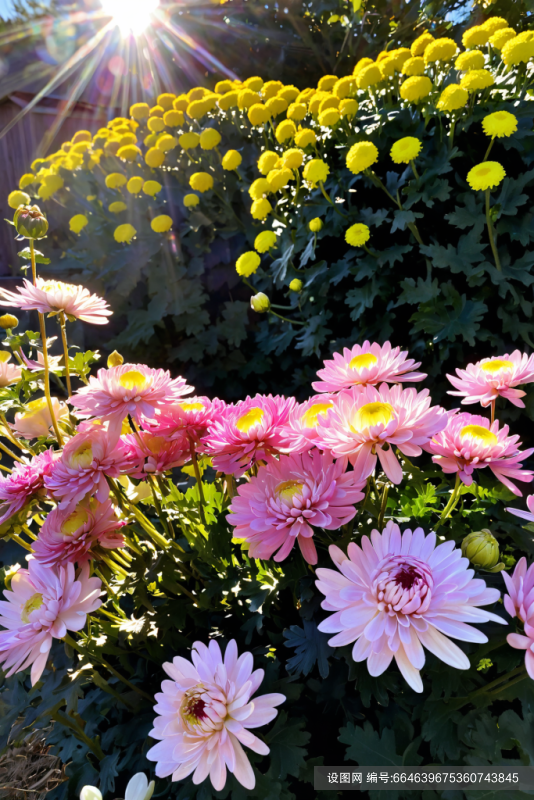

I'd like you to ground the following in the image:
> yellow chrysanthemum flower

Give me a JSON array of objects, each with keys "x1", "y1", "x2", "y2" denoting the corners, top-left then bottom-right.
[
  {"x1": 489, "y1": 28, "x2": 516, "y2": 50},
  {"x1": 410, "y1": 32, "x2": 434, "y2": 57},
  {"x1": 164, "y1": 110, "x2": 184, "y2": 127},
  {"x1": 254, "y1": 230, "x2": 277, "y2": 252},
  {"x1": 244, "y1": 76, "x2": 263, "y2": 92},
  {"x1": 318, "y1": 95, "x2": 340, "y2": 114},
  {"x1": 402, "y1": 57, "x2": 425, "y2": 76},
  {"x1": 249, "y1": 178, "x2": 271, "y2": 200},
  {"x1": 127, "y1": 177, "x2": 144, "y2": 194},
  {"x1": 267, "y1": 168, "x2": 292, "y2": 192},
  {"x1": 114, "y1": 223, "x2": 137, "y2": 243},
  {"x1": 215, "y1": 79, "x2": 234, "y2": 94},
  {"x1": 218, "y1": 91, "x2": 239, "y2": 111},
  {"x1": 346, "y1": 141, "x2": 379, "y2": 174},
  {"x1": 69, "y1": 214, "x2": 88, "y2": 234},
  {"x1": 340, "y1": 98, "x2": 358, "y2": 119},
  {"x1": 157, "y1": 93, "x2": 176, "y2": 110},
  {"x1": 436, "y1": 84, "x2": 468, "y2": 112},
  {"x1": 278, "y1": 85, "x2": 299, "y2": 102},
  {"x1": 117, "y1": 145, "x2": 142, "y2": 162},
  {"x1": 317, "y1": 75, "x2": 337, "y2": 92},
  {"x1": 200, "y1": 129, "x2": 222, "y2": 149},
  {"x1": 390, "y1": 137, "x2": 422, "y2": 164},
  {"x1": 248, "y1": 104, "x2": 271, "y2": 127},
  {"x1": 148, "y1": 117, "x2": 166, "y2": 133},
  {"x1": 460, "y1": 69, "x2": 494, "y2": 92},
  {"x1": 287, "y1": 103, "x2": 307, "y2": 121},
  {"x1": 281, "y1": 149, "x2": 304, "y2": 170},
  {"x1": 236, "y1": 251, "x2": 261, "y2": 276},
  {"x1": 400, "y1": 75, "x2": 433, "y2": 102},
  {"x1": 184, "y1": 194, "x2": 199, "y2": 208},
  {"x1": 309, "y1": 218, "x2": 323, "y2": 232},
  {"x1": 482, "y1": 110, "x2": 518, "y2": 138},
  {"x1": 289, "y1": 279, "x2": 303, "y2": 292},
  {"x1": 462, "y1": 26, "x2": 490, "y2": 49},
  {"x1": 319, "y1": 108, "x2": 340, "y2": 127},
  {"x1": 151, "y1": 215, "x2": 173, "y2": 233},
  {"x1": 258, "y1": 151, "x2": 280, "y2": 175},
  {"x1": 145, "y1": 148, "x2": 165, "y2": 168},
  {"x1": 19, "y1": 173, "x2": 35, "y2": 189},
  {"x1": 275, "y1": 119, "x2": 297, "y2": 143},
  {"x1": 467, "y1": 161, "x2": 506, "y2": 191},
  {"x1": 345, "y1": 223, "x2": 370, "y2": 247},
  {"x1": 424, "y1": 38, "x2": 457, "y2": 65},
  {"x1": 502, "y1": 33, "x2": 534, "y2": 65},
  {"x1": 190, "y1": 173, "x2": 214, "y2": 193},
  {"x1": 222, "y1": 150, "x2": 242, "y2": 170},
  {"x1": 8, "y1": 190, "x2": 30, "y2": 209},
  {"x1": 302, "y1": 159, "x2": 330, "y2": 185},
  {"x1": 262, "y1": 80, "x2": 284, "y2": 100},
  {"x1": 187, "y1": 99, "x2": 210, "y2": 119},
  {"x1": 109, "y1": 201, "x2": 127, "y2": 214},
  {"x1": 179, "y1": 132, "x2": 200, "y2": 150},
  {"x1": 143, "y1": 180, "x2": 162, "y2": 197},
  {"x1": 238, "y1": 89, "x2": 261, "y2": 110},
  {"x1": 157, "y1": 135, "x2": 177, "y2": 153},
  {"x1": 333, "y1": 76, "x2": 355, "y2": 99},
  {"x1": 353, "y1": 57, "x2": 373, "y2": 75},
  {"x1": 294, "y1": 129, "x2": 316, "y2": 148},
  {"x1": 37, "y1": 174, "x2": 64, "y2": 199},
  {"x1": 481, "y1": 17, "x2": 508, "y2": 34},
  {"x1": 355, "y1": 64, "x2": 382, "y2": 90},
  {"x1": 251, "y1": 198, "x2": 272, "y2": 220},
  {"x1": 455, "y1": 50, "x2": 485, "y2": 71}
]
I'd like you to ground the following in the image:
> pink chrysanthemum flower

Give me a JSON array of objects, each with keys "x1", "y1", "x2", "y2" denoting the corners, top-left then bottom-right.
[
  {"x1": 507, "y1": 617, "x2": 534, "y2": 680},
  {"x1": 447, "y1": 351, "x2": 534, "y2": 409},
  {"x1": 122, "y1": 432, "x2": 188, "y2": 478},
  {"x1": 32, "y1": 499, "x2": 125, "y2": 567},
  {"x1": 70, "y1": 363, "x2": 193, "y2": 443},
  {"x1": 0, "y1": 354, "x2": 21, "y2": 387},
  {"x1": 502, "y1": 556, "x2": 534, "y2": 623},
  {"x1": 44, "y1": 429, "x2": 131, "y2": 509},
  {"x1": 281, "y1": 394, "x2": 336, "y2": 455},
  {"x1": 315, "y1": 383, "x2": 446, "y2": 484},
  {"x1": 0, "y1": 278, "x2": 112, "y2": 325},
  {"x1": 228, "y1": 451, "x2": 365, "y2": 565},
  {"x1": 147, "y1": 639, "x2": 285, "y2": 791},
  {"x1": 0, "y1": 560, "x2": 101, "y2": 685},
  {"x1": 428, "y1": 412, "x2": 534, "y2": 496},
  {"x1": 13, "y1": 396, "x2": 69, "y2": 440},
  {"x1": 201, "y1": 394, "x2": 296, "y2": 476},
  {"x1": 316, "y1": 521, "x2": 505, "y2": 693},
  {"x1": 312, "y1": 341, "x2": 426, "y2": 394},
  {"x1": 143, "y1": 397, "x2": 227, "y2": 447},
  {"x1": 0, "y1": 450, "x2": 55, "y2": 525}
]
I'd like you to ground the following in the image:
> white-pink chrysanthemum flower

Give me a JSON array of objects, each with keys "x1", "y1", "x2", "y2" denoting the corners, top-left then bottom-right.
[
  {"x1": 147, "y1": 639, "x2": 285, "y2": 791},
  {"x1": 0, "y1": 277, "x2": 112, "y2": 325},
  {"x1": 315, "y1": 383, "x2": 446, "y2": 484},
  {"x1": 0, "y1": 354, "x2": 21, "y2": 387},
  {"x1": 70, "y1": 363, "x2": 193, "y2": 443},
  {"x1": 44, "y1": 429, "x2": 131, "y2": 509},
  {"x1": 13, "y1": 396, "x2": 69, "y2": 439},
  {"x1": 427, "y1": 412, "x2": 534, "y2": 496},
  {"x1": 142, "y1": 397, "x2": 227, "y2": 446},
  {"x1": 312, "y1": 341, "x2": 426, "y2": 394},
  {"x1": 32, "y1": 498, "x2": 126, "y2": 567},
  {"x1": 20, "y1": 348, "x2": 63, "y2": 373},
  {"x1": 316, "y1": 521, "x2": 505, "y2": 693},
  {"x1": 0, "y1": 560, "x2": 101, "y2": 684},
  {"x1": 447, "y1": 351, "x2": 534, "y2": 409},
  {"x1": 502, "y1": 556, "x2": 534, "y2": 623},
  {"x1": 507, "y1": 618, "x2": 534, "y2": 680},
  {"x1": 0, "y1": 449, "x2": 55, "y2": 525},
  {"x1": 201, "y1": 394, "x2": 296, "y2": 476},
  {"x1": 122, "y1": 432, "x2": 188, "y2": 478},
  {"x1": 281, "y1": 394, "x2": 336, "y2": 454},
  {"x1": 228, "y1": 451, "x2": 365, "y2": 565}
]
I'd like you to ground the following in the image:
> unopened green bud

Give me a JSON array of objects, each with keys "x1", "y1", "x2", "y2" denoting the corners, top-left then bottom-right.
[
  {"x1": 289, "y1": 279, "x2": 303, "y2": 292},
  {"x1": 461, "y1": 529, "x2": 503, "y2": 572},
  {"x1": 0, "y1": 314, "x2": 18, "y2": 329},
  {"x1": 107, "y1": 350, "x2": 124, "y2": 367},
  {"x1": 13, "y1": 204, "x2": 49, "y2": 239},
  {"x1": 250, "y1": 292, "x2": 270, "y2": 313}
]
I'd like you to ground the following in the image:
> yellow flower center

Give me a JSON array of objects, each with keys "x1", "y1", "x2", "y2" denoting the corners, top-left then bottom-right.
[
  {"x1": 460, "y1": 424, "x2": 498, "y2": 446},
  {"x1": 351, "y1": 401, "x2": 394, "y2": 432},
  {"x1": 40, "y1": 280, "x2": 76, "y2": 297},
  {"x1": 480, "y1": 359, "x2": 514, "y2": 374},
  {"x1": 180, "y1": 402, "x2": 204, "y2": 412},
  {"x1": 300, "y1": 402, "x2": 332, "y2": 428},
  {"x1": 69, "y1": 442, "x2": 93, "y2": 469},
  {"x1": 21, "y1": 592, "x2": 44, "y2": 623},
  {"x1": 118, "y1": 370, "x2": 149, "y2": 392},
  {"x1": 476, "y1": 166, "x2": 491, "y2": 178},
  {"x1": 235, "y1": 407, "x2": 264, "y2": 432},
  {"x1": 348, "y1": 353, "x2": 378, "y2": 371},
  {"x1": 0, "y1": 352, "x2": 10, "y2": 363},
  {"x1": 147, "y1": 436, "x2": 166, "y2": 454},
  {"x1": 22, "y1": 397, "x2": 48, "y2": 416},
  {"x1": 60, "y1": 508, "x2": 89, "y2": 535},
  {"x1": 276, "y1": 480, "x2": 304, "y2": 503}
]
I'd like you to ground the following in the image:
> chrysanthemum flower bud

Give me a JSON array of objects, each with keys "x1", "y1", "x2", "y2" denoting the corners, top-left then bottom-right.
[
  {"x1": 250, "y1": 292, "x2": 270, "y2": 313},
  {"x1": 0, "y1": 314, "x2": 18, "y2": 329},
  {"x1": 107, "y1": 350, "x2": 124, "y2": 367},
  {"x1": 80, "y1": 787, "x2": 102, "y2": 800},
  {"x1": 461, "y1": 529, "x2": 503, "y2": 572},
  {"x1": 13, "y1": 205, "x2": 49, "y2": 239},
  {"x1": 289, "y1": 279, "x2": 303, "y2": 292}
]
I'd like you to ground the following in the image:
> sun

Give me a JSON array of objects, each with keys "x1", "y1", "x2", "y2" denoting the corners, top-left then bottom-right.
[{"x1": 100, "y1": 0, "x2": 160, "y2": 35}]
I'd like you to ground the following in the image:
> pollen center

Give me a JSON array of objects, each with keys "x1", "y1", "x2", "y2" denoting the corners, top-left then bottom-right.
[
  {"x1": 300, "y1": 402, "x2": 332, "y2": 428},
  {"x1": 235, "y1": 407, "x2": 264, "y2": 432},
  {"x1": 180, "y1": 689, "x2": 208, "y2": 729},
  {"x1": 276, "y1": 480, "x2": 304, "y2": 503},
  {"x1": 119, "y1": 370, "x2": 149, "y2": 392},
  {"x1": 348, "y1": 353, "x2": 378, "y2": 371},
  {"x1": 180, "y1": 402, "x2": 204, "y2": 412},
  {"x1": 352, "y1": 401, "x2": 394, "y2": 432},
  {"x1": 21, "y1": 592, "x2": 44, "y2": 623},
  {"x1": 480, "y1": 359, "x2": 514, "y2": 374},
  {"x1": 61, "y1": 508, "x2": 89, "y2": 535},
  {"x1": 69, "y1": 442, "x2": 93, "y2": 469},
  {"x1": 460, "y1": 424, "x2": 498, "y2": 446}
]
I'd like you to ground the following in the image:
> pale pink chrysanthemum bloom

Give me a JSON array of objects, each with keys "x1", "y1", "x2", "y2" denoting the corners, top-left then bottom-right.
[
  {"x1": 44, "y1": 428, "x2": 131, "y2": 509},
  {"x1": 122, "y1": 432, "x2": 188, "y2": 478},
  {"x1": 316, "y1": 521, "x2": 506, "y2": 693},
  {"x1": 0, "y1": 277, "x2": 112, "y2": 325},
  {"x1": 0, "y1": 353, "x2": 21, "y2": 387},
  {"x1": 201, "y1": 394, "x2": 296, "y2": 476},
  {"x1": 315, "y1": 383, "x2": 447, "y2": 484},
  {"x1": 228, "y1": 450, "x2": 365, "y2": 565},
  {"x1": 13, "y1": 396, "x2": 69, "y2": 439},
  {"x1": 142, "y1": 397, "x2": 227, "y2": 447},
  {"x1": 147, "y1": 638, "x2": 285, "y2": 791},
  {"x1": 447, "y1": 351, "x2": 534, "y2": 409},
  {"x1": 70, "y1": 363, "x2": 193, "y2": 443},
  {"x1": 507, "y1": 617, "x2": 534, "y2": 679},
  {"x1": 0, "y1": 560, "x2": 101, "y2": 685},
  {"x1": 280, "y1": 393, "x2": 336, "y2": 454},
  {"x1": 0, "y1": 449, "x2": 55, "y2": 525},
  {"x1": 20, "y1": 348, "x2": 62, "y2": 373},
  {"x1": 502, "y1": 555, "x2": 534, "y2": 623},
  {"x1": 312, "y1": 341, "x2": 426, "y2": 394},
  {"x1": 32, "y1": 498, "x2": 126, "y2": 567},
  {"x1": 427, "y1": 411, "x2": 534, "y2": 496}
]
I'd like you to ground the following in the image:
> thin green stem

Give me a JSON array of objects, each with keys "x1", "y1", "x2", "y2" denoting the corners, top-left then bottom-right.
[
  {"x1": 12, "y1": 533, "x2": 33, "y2": 552},
  {"x1": 483, "y1": 138, "x2": 495, "y2": 162},
  {"x1": 485, "y1": 189, "x2": 502, "y2": 272},
  {"x1": 377, "y1": 484, "x2": 389, "y2": 529},
  {"x1": 410, "y1": 160, "x2": 420, "y2": 181},
  {"x1": 0, "y1": 439, "x2": 25, "y2": 463},
  {"x1": 318, "y1": 181, "x2": 347, "y2": 217},
  {"x1": 435, "y1": 474, "x2": 461, "y2": 530},
  {"x1": 448, "y1": 119, "x2": 456, "y2": 152},
  {"x1": 491, "y1": 398, "x2": 496, "y2": 426},
  {"x1": 148, "y1": 474, "x2": 172, "y2": 538},
  {"x1": 51, "y1": 709, "x2": 104, "y2": 760},
  {"x1": 188, "y1": 437, "x2": 207, "y2": 527},
  {"x1": 269, "y1": 310, "x2": 305, "y2": 325},
  {"x1": 59, "y1": 311, "x2": 72, "y2": 397}
]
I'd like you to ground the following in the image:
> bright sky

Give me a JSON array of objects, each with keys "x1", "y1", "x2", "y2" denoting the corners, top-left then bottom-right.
[{"x1": 0, "y1": 0, "x2": 15, "y2": 18}]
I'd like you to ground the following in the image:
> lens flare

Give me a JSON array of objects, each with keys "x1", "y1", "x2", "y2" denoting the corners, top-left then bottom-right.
[{"x1": 100, "y1": 0, "x2": 160, "y2": 35}]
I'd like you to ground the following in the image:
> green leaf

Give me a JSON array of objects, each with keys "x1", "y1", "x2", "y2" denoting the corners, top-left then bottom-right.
[
  {"x1": 339, "y1": 721, "x2": 403, "y2": 766},
  {"x1": 18, "y1": 247, "x2": 50, "y2": 264},
  {"x1": 265, "y1": 711, "x2": 310, "y2": 780},
  {"x1": 283, "y1": 620, "x2": 333, "y2": 678}
]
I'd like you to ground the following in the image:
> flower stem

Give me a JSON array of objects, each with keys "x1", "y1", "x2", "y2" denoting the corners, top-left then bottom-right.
[
  {"x1": 485, "y1": 189, "x2": 502, "y2": 272},
  {"x1": 147, "y1": 474, "x2": 173, "y2": 538},
  {"x1": 483, "y1": 138, "x2": 495, "y2": 162},
  {"x1": 188, "y1": 437, "x2": 207, "y2": 527},
  {"x1": 269, "y1": 310, "x2": 305, "y2": 325},
  {"x1": 59, "y1": 311, "x2": 72, "y2": 397},
  {"x1": 0, "y1": 439, "x2": 25, "y2": 464},
  {"x1": 410, "y1": 160, "x2": 420, "y2": 182},
  {"x1": 435, "y1": 474, "x2": 461, "y2": 530},
  {"x1": 377, "y1": 484, "x2": 389, "y2": 529},
  {"x1": 11, "y1": 533, "x2": 33, "y2": 552},
  {"x1": 318, "y1": 181, "x2": 347, "y2": 218},
  {"x1": 491, "y1": 398, "x2": 496, "y2": 426}
]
